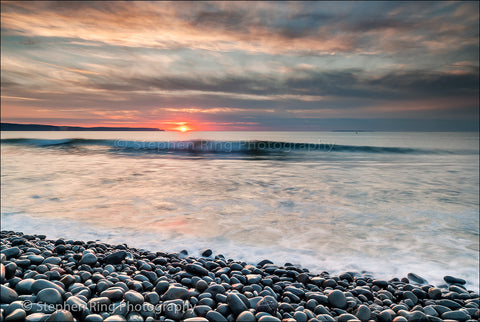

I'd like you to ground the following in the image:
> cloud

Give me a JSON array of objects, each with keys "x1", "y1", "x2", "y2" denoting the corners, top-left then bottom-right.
[{"x1": 1, "y1": 1, "x2": 478, "y2": 131}]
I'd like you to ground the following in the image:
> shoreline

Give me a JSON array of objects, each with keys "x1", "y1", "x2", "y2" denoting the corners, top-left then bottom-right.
[{"x1": 1, "y1": 231, "x2": 478, "y2": 322}]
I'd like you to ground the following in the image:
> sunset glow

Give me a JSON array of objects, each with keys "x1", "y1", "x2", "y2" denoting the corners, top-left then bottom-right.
[{"x1": 0, "y1": 1, "x2": 478, "y2": 131}]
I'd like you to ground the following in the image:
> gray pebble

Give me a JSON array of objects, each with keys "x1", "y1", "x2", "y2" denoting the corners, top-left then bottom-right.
[
  {"x1": 163, "y1": 286, "x2": 189, "y2": 300},
  {"x1": 25, "y1": 313, "x2": 48, "y2": 322},
  {"x1": 226, "y1": 292, "x2": 248, "y2": 316},
  {"x1": 46, "y1": 310, "x2": 74, "y2": 322},
  {"x1": 80, "y1": 253, "x2": 98, "y2": 266},
  {"x1": 443, "y1": 276, "x2": 466, "y2": 285},
  {"x1": 104, "y1": 315, "x2": 127, "y2": 321},
  {"x1": 327, "y1": 290, "x2": 347, "y2": 309},
  {"x1": 124, "y1": 290, "x2": 144, "y2": 305},
  {"x1": 37, "y1": 288, "x2": 62, "y2": 305},
  {"x1": 84, "y1": 314, "x2": 104, "y2": 322},
  {"x1": 256, "y1": 295, "x2": 278, "y2": 315},
  {"x1": 1, "y1": 285, "x2": 18, "y2": 303},
  {"x1": 441, "y1": 310, "x2": 469, "y2": 321},
  {"x1": 355, "y1": 304, "x2": 370, "y2": 321}
]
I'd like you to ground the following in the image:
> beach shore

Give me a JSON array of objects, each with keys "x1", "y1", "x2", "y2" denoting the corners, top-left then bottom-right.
[{"x1": 1, "y1": 231, "x2": 478, "y2": 322}]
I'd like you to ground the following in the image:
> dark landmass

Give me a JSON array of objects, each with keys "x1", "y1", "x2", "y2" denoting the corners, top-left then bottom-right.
[
  {"x1": 0, "y1": 123, "x2": 163, "y2": 131},
  {"x1": 331, "y1": 130, "x2": 374, "y2": 132}
]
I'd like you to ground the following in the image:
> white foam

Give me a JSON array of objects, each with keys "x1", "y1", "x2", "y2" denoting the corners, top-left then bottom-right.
[{"x1": 3, "y1": 212, "x2": 478, "y2": 293}]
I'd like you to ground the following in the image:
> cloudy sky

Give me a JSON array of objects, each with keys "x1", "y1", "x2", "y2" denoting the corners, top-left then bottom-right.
[{"x1": 1, "y1": 1, "x2": 478, "y2": 131}]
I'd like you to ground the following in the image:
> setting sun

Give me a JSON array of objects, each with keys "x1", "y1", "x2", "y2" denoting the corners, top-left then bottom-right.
[{"x1": 179, "y1": 126, "x2": 188, "y2": 132}]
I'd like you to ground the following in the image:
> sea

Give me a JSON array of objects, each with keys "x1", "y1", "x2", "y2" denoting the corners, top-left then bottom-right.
[{"x1": 1, "y1": 131, "x2": 478, "y2": 291}]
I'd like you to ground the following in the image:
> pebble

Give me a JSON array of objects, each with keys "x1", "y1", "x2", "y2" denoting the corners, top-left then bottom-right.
[
  {"x1": 355, "y1": 304, "x2": 371, "y2": 321},
  {"x1": 5, "y1": 308, "x2": 26, "y2": 321},
  {"x1": 201, "y1": 249, "x2": 213, "y2": 257},
  {"x1": 443, "y1": 275, "x2": 466, "y2": 285},
  {"x1": 407, "y1": 273, "x2": 427, "y2": 285},
  {"x1": 46, "y1": 310, "x2": 74, "y2": 321},
  {"x1": 185, "y1": 263, "x2": 209, "y2": 276},
  {"x1": 1, "y1": 230, "x2": 478, "y2": 322},
  {"x1": 103, "y1": 250, "x2": 127, "y2": 264},
  {"x1": 80, "y1": 253, "x2": 98, "y2": 265},
  {"x1": 84, "y1": 314, "x2": 104, "y2": 322},
  {"x1": 36, "y1": 288, "x2": 63, "y2": 305},
  {"x1": 162, "y1": 285, "x2": 189, "y2": 300},
  {"x1": 441, "y1": 310, "x2": 469, "y2": 321},
  {"x1": 31, "y1": 280, "x2": 64, "y2": 295},
  {"x1": 227, "y1": 292, "x2": 248, "y2": 316},
  {"x1": 328, "y1": 290, "x2": 347, "y2": 309},
  {"x1": 124, "y1": 290, "x2": 144, "y2": 305},
  {"x1": 1, "y1": 247, "x2": 21, "y2": 259},
  {"x1": 1, "y1": 284, "x2": 18, "y2": 304},
  {"x1": 25, "y1": 313, "x2": 48, "y2": 322},
  {"x1": 104, "y1": 315, "x2": 127, "y2": 321},
  {"x1": 256, "y1": 295, "x2": 278, "y2": 315}
]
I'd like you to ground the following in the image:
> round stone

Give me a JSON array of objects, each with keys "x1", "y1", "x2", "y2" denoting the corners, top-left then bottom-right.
[
  {"x1": 46, "y1": 310, "x2": 74, "y2": 321},
  {"x1": 164, "y1": 299, "x2": 184, "y2": 320},
  {"x1": 88, "y1": 297, "x2": 112, "y2": 313},
  {"x1": 196, "y1": 280, "x2": 208, "y2": 293},
  {"x1": 1, "y1": 284, "x2": 18, "y2": 303},
  {"x1": 37, "y1": 288, "x2": 63, "y2": 305},
  {"x1": 84, "y1": 314, "x2": 104, "y2": 322},
  {"x1": 124, "y1": 290, "x2": 144, "y2": 305},
  {"x1": 293, "y1": 311, "x2": 308, "y2": 322},
  {"x1": 205, "y1": 310, "x2": 227, "y2": 322},
  {"x1": 407, "y1": 273, "x2": 427, "y2": 285},
  {"x1": 65, "y1": 296, "x2": 89, "y2": 314},
  {"x1": 201, "y1": 249, "x2": 213, "y2": 257},
  {"x1": 443, "y1": 276, "x2": 466, "y2": 285},
  {"x1": 185, "y1": 264, "x2": 209, "y2": 276},
  {"x1": 5, "y1": 308, "x2": 26, "y2": 321},
  {"x1": 442, "y1": 310, "x2": 469, "y2": 321},
  {"x1": 80, "y1": 253, "x2": 98, "y2": 266},
  {"x1": 103, "y1": 251, "x2": 127, "y2": 265},
  {"x1": 101, "y1": 288, "x2": 124, "y2": 301},
  {"x1": 104, "y1": 315, "x2": 127, "y2": 321},
  {"x1": 27, "y1": 255, "x2": 45, "y2": 265},
  {"x1": 246, "y1": 274, "x2": 262, "y2": 284},
  {"x1": 237, "y1": 311, "x2": 256, "y2": 322},
  {"x1": 226, "y1": 292, "x2": 248, "y2": 316},
  {"x1": 2, "y1": 247, "x2": 21, "y2": 259},
  {"x1": 31, "y1": 280, "x2": 65, "y2": 295},
  {"x1": 163, "y1": 286, "x2": 189, "y2": 300},
  {"x1": 258, "y1": 316, "x2": 281, "y2": 322},
  {"x1": 155, "y1": 280, "x2": 170, "y2": 294},
  {"x1": 256, "y1": 295, "x2": 278, "y2": 315},
  {"x1": 355, "y1": 304, "x2": 371, "y2": 321},
  {"x1": 328, "y1": 290, "x2": 347, "y2": 309},
  {"x1": 25, "y1": 312, "x2": 48, "y2": 322}
]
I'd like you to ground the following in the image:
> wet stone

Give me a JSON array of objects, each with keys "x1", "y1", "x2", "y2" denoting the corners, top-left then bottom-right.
[
  {"x1": 226, "y1": 292, "x2": 248, "y2": 316},
  {"x1": 80, "y1": 253, "x2": 98, "y2": 266},
  {"x1": 163, "y1": 286, "x2": 189, "y2": 300},
  {"x1": 443, "y1": 276, "x2": 466, "y2": 285},
  {"x1": 1, "y1": 284, "x2": 18, "y2": 303},
  {"x1": 46, "y1": 310, "x2": 74, "y2": 322},
  {"x1": 328, "y1": 290, "x2": 347, "y2": 309},
  {"x1": 36, "y1": 288, "x2": 63, "y2": 305},
  {"x1": 256, "y1": 295, "x2": 278, "y2": 315}
]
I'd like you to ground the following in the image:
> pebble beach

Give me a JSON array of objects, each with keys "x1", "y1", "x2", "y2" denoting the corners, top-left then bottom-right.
[{"x1": 1, "y1": 231, "x2": 478, "y2": 322}]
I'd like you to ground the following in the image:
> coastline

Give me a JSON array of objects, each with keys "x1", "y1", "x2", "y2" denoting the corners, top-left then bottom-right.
[{"x1": 1, "y1": 231, "x2": 478, "y2": 322}]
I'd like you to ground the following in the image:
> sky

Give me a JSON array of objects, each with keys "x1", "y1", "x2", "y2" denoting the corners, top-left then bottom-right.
[{"x1": 1, "y1": 1, "x2": 479, "y2": 131}]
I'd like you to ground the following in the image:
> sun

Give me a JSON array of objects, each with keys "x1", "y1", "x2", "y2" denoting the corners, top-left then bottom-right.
[{"x1": 178, "y1": 125, "x2": 189, "y2": 132}]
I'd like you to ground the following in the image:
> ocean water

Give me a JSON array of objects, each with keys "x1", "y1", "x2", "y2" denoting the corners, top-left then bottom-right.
[{"x1": 1, "y1": 131, "x2": 478, "y2": 290}]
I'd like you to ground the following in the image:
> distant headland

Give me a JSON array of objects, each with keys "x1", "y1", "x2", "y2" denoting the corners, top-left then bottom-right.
[{"x1": 0, "y1": 123, "x2": 163, "y2": 131}]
